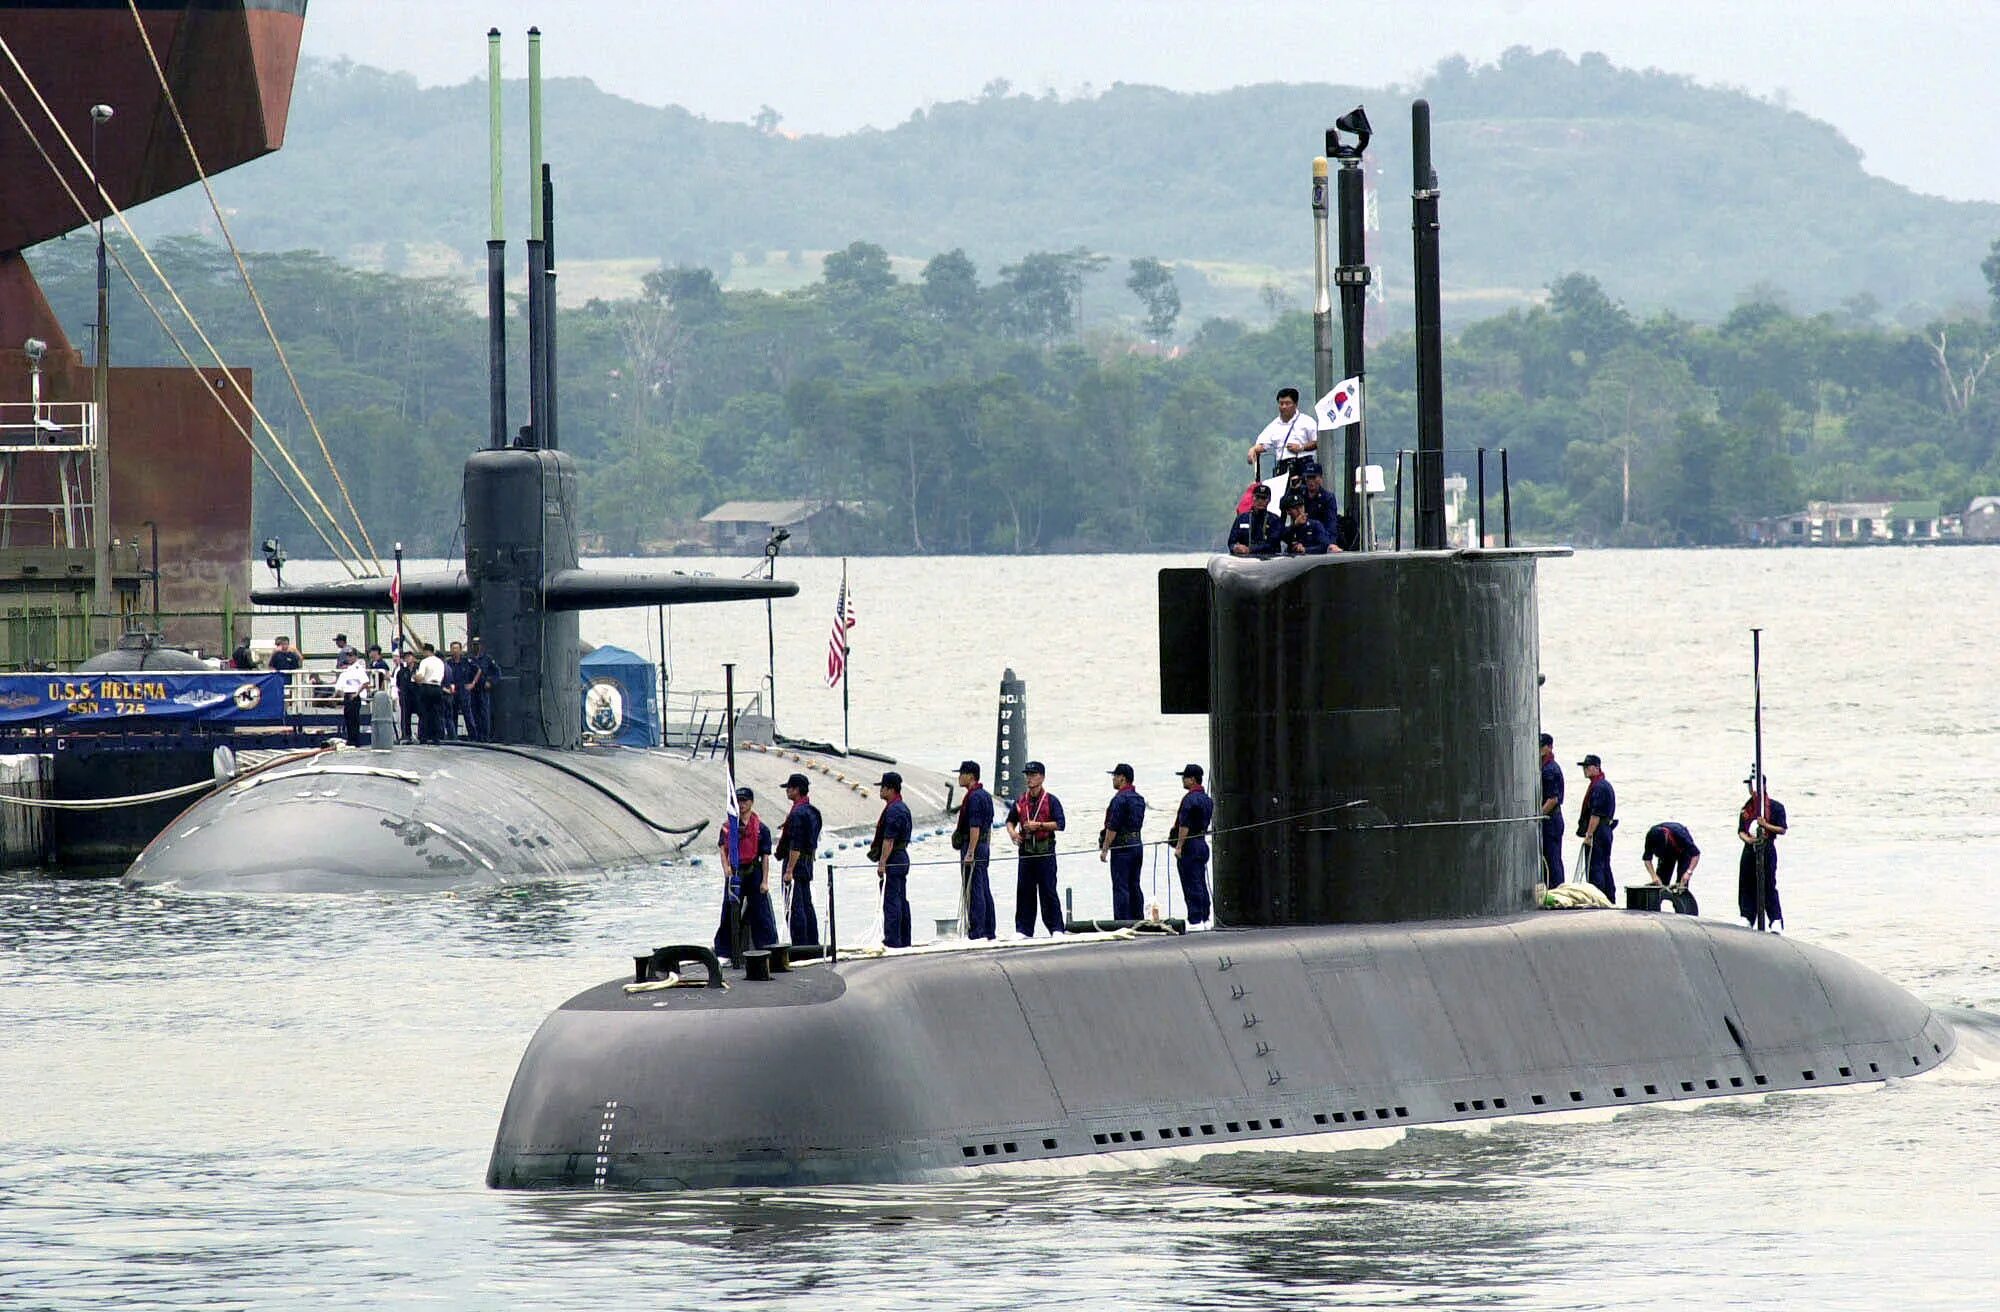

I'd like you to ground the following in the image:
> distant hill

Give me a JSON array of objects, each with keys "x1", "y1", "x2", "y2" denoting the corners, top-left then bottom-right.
[{"x1": 131, "y1": 47, "x2": 1998, "y2": 325}]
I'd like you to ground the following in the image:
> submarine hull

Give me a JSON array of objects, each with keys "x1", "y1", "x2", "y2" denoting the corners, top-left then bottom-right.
[
  {"x1": 486, "y1": 912, "x2": 1955, "y2": 1191},
  {"x1": 124, "y1": 742, "x2": 948, "y2": 892}
]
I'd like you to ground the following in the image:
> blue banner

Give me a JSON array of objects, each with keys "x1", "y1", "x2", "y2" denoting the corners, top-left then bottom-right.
[{"x1": 0, "y1": 673, "x2": 287, "y2": 725}]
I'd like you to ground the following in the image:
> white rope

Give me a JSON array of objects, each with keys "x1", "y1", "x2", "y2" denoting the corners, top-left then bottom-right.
[{"x1": 0, "y1": 777, "x2": 214, "y2": 810}]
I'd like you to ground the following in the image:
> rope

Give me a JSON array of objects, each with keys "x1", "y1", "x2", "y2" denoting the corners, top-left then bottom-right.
[
  {"x1": 0, "y1": 34, "x2": 371, "y2": 572},
  {"x1": 0, "y1": 776, "x2": 214, "y2": 809},
  {"x1": 0, "y1": 67, "x2": 358, "y2": 569},
  {"x1": 124, "y1": 0, "x2": 383, "y2": 573},
  {"x1": 882, "y1": 798, "x2": 1375, "y2": 871}
]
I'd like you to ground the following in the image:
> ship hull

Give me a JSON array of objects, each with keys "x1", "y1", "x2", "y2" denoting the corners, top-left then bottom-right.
[{"x1": 487, "y1": 912, "x2": 1955, "y2": 1191}]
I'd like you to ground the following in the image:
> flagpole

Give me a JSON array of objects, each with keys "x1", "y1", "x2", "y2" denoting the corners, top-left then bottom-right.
[
  {"x1": 392, "y1": 542, "x2": 404, "y2": 654},
  {"x1": 1752, "y1": 628, "x2": 1767, "y2": 932},
  {"x1": 841, "y1": 558, "x2": 852, "y2": 754}
]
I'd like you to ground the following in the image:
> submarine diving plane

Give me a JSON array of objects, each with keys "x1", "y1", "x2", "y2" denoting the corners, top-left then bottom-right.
[{"x1": 484, "y1": 101, "x2": 1955, "y2": 1190}]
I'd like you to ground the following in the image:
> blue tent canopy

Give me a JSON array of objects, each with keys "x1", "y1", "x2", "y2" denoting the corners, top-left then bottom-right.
[{"x1": 579, "y1": 645, "x2": 660, "y2": 748}]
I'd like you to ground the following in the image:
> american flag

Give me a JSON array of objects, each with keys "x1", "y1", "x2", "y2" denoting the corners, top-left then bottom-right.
[{"x1": 825, "y1": 578, "x2": 855, "y2": 686}]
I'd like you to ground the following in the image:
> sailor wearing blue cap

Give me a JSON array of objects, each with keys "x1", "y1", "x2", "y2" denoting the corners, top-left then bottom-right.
[
  {"x1": 1576, "y1": 755, "x2": 1616, "y2": 900},
  {"x1": 777, "y1": 773, "x2": 822, "y2": 946},
  {"x1": 872, "y1": 772, "x2": 913, "y2": 948},
  {"x1": 1538, "y1": 733, "x2": 1565, "y2": 884},
  {"x1": 1172, "y1": 764, "x2": 1214, "y2": 924},
  {"x1": 1100, "y1": 763, "x2": 1147, "y2": 920},
  {"x1": 953, "y1": 760, "x2": 997, "y2": 939},
  {"x1": 1006, "y1": 761, "x2": 1065, "y2": 936}
]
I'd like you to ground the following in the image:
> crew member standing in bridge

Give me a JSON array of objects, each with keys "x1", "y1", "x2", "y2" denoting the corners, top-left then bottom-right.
[
  {"x1": 717, "y1": 785, "x2": 777, "y2": 955},
  {"x1": 1737, "y1": 774, "x2": 1789, "y2": 931},
  {"x1": 1227, "y1": 484, "x2": 1283, "y2": 558},
  {"x1": 874, "y1": 771, "x2": 914, "y2": 949},
  {"x1": 268, "y1": 635, "x2": 301, "y2": 672},
  {"x1": 777, "y1": 772, "x2": 822, "y2": 947},
  {"x1": 1576, "y1": 753, "x2": 1616, "y2": 900},
  {"x1": 1642, "y1": 821, "x2": 1701, "y2": 890},
  {"x1": 394, "y1": 650, "x2": 417, "y2": 742},
  {"x1": 1172, "y1": 763, "x2": 1214, "y2": 925},
  {"x1": 1007, "y1": 761, "x2": 1066, "y2": 937},
  {"x1": 953, "y1": 760, "x2": 998, "y2": 940},
  {"x1": 1539, "y1": 733, "x2": 1566, "y2": 884},
  {"x1": 1245, "y1": 386, "x2": 1319, "y2": 480},
  {"x1": 444, "y1": 640, "x2": 473, "y2": 741},
  {"x1": 1298, "y1": 460, "x2": 1342, "y2": 547},
  {"x1": 468, "y1": 638, "x2": 499, "y2": 742},
  {"x1": 1100, "y1": 764, "x2": 1147, "y2": 920}
]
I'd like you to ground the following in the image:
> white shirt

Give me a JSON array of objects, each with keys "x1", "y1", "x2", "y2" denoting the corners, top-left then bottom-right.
[
  {"x1": 417, "y1": 655, "x2": 446, "y2": 685},
  {"x1": 1251, "y1": 410, "x2": 1319, "y2": 457},
  {"x1": 333, "y1": 663, "x2": 371, "y2": 696}
]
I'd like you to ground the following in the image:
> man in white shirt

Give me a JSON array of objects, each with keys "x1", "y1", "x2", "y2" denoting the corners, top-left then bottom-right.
[
  {"x1": 333, "y1": 654, "x2": 372, "y2": 743},
  {"x1": 1245, "y1": 386, "x2": 1319, "y2": 479},
  {"x1": 415, "y1": 643, "x2": 448, "y2": 743}
]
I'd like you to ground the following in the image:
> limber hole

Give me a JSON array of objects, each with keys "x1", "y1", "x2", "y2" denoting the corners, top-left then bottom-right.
[
  {"x1": 1200, "y1": 1124, "x2": 1216, "y2": 1135},
  {"x1": 1868, "y1": 1062, "x2": 1879, "y2": 1074},
  {"x1": 1042, "y1": 1138, "x2": 1057, "y2": 1150},
  {"x1": 962, "y1": 1146, "x2": 977, "y2": 1159},
  {"x1": 1569, "y1": 1091, "x2": 1584, "y2": 1102},
  {"x1": 1705, "y1": 1079, "x2": 1719, "y2": 1090},
  {"x1": 981, "y1": 1143, "x2": 997, "y2": 1156},
  {"x1": 1225, "y1": 1121, "x2": 1241, "y2": 1133},
  {"x1": 1394, "y1": 1107, "x2": 1409, "y2": 1118},
  {"x1": 1471, "y1": 1100, "x2": 1486, "y2": 1111},
  {"x1": 1332, "y1": 1111, "x2": 1348, "y2": 1123},
  {"x1": 1643, "y1": 1085, "x2": 1658, "y2": 1095},
  {"x1": 1730, "y1": 1076, "x2": 1744, "y2": 1088},
  {"x1": 1530, "y1": 1094, "x2": 1546, "y2": 1106},
  {"x1": 1314, "y1": 1113, "x2": 1329, "y2": 1125},
  {"x1": 1003, "y1": 1141, "x2": 1017, "y2": 1153},
  {"x1": 1246, "y1": 1120, "x2": 1262, "y2": 1131},
  {"x1": 1092, "y1": 1133, "x2": 1108, "y2": 1146},
  {"x1": 1680, "y1": 1081, "x2": 1695, "y2": 1092},
  {"x1": 1802, "y1": 1070, "x2": 1816, "y2": 1081},
  {"x1": 1270, "y1": 1117, "x2": 1284, "y2": 1130},
  {"x1": 1454, "y1": 1101, "x2": 1468, "y2": 1113},
  {"x1": 1838, "y1": 1067, "x2": 1851, "y2": 1078},
  {"x1": 1491, "y1": 1100, "x2": 1506, "y2": 1110},
  {"x1": 1612, "y1": 1087, "x2": 1627, "y2": 1098},
  {"x1": 1754, "y1": 1074, "x2": 1768, "y2": 1085}
]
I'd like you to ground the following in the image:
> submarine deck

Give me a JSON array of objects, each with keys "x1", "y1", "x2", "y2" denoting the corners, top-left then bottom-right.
[{"x1": 489, "y1": 910, "x2": 1955, "y2": 1190}]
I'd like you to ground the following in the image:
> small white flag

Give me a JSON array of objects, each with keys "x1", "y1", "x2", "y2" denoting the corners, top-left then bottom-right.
[{"x1": 1317, "y1": 377, "x2": 1362, "y2": 429}]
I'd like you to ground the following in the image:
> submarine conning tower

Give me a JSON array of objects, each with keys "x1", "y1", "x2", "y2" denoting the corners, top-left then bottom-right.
[
  {"x1": 1161, "y1": 549, "x2": 1552, "y2": 925},
  {"x1": 465, "y1": 446, "x2": 581, "y2": 749}
]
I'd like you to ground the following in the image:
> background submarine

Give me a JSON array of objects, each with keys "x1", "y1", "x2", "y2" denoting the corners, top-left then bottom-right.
[
  {"x1": 124, "y1": 34, "x2": 943, "y2": 892},
  {"x1": 484, "y1": 103, "x2": 1955, "y2": 1191}
]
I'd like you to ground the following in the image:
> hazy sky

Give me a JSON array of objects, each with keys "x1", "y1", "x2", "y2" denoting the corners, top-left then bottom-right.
[{"x1": 303, "y1": 0, "x2": 2000, "y2": 206}]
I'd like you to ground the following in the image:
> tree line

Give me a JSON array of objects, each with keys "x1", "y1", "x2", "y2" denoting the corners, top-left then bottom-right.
[{"x1": 26, "y1": 234, "x2": 2000, "y2": 555}]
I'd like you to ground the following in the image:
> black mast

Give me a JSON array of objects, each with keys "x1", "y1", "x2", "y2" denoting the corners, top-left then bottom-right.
[
  {"x1": 1411, "y1": 99, "x2": 1447, "y2": 550},
  {"x1": 1330, "y1": 107, "x2": 1371, "y2": 548}
]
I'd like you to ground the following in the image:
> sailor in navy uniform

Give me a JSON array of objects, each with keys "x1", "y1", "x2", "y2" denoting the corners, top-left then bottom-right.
[
  {"x1": 1278, "y1": 491, "x2": 1332, "y2": 555},
  {"x1": 1100, "y1": 763, "x2": 1148, "y2": 920},
  {"x1": 467, "y1": 637, "x2": 499, "y2": 742},
  {"x1": 713, "y1": 786, "x2": 778, "y2": 960},
  {"x1": 1298, "y1": 460, "x2": 1343, "y2": 547},
  {"x1": 953, "y1": 760, "x2": 998, "y2": 939},
  {"x1": 1007, "y1": 761, "x2": 1066, "y2": 936},
  {"x1": 874, "y1": 771, "x2": 914, "y2": 949},
  {"x1": 777, "y1": 772, "x2": 823, "y2": 946},
  {"x1": 1538, "y1": 733, "x2": 1566, "y2": 884},
  {"x1": 1576, "y1": 753, "x2": 1616, "y2": 901},
  {"x1": 1172, "y1": 763, "x2": 1214, "y2": 924},
  {"x1": 1228, "y1": 484, "x2": 1283, "y2": 558},
  {"x1": 1737, "y1": 774, "x2": 1790, "y2": 931},
  {"x1": 1642, "y1": 821, "x2": 1701, "y2": 890}
]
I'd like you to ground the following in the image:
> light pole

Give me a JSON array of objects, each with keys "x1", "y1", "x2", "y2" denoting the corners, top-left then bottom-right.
[
  {"x1": 762, "y1": 526, "x2": 789, "y2": 723},
  {"x1": 89, "y1": 102, "x2": 114, "y2": 645}
]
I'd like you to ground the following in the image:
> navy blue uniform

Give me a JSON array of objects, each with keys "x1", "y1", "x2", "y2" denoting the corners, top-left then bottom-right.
[
  {"x1": 444, "y1": 654, "x2": 474, "y2": 739},
  {"x1": 1280, "y1": 515, "x2": 1331, "y2": 555},
  {"x1": 1009, "y1": 791, "x2": 1066, "y2": 936},
  {"x1": 468, "y1": 652, "x2": 499, "y2": 741},
  {"x1": 1227, "y1": 509, "x2": 1283, "y2": 558},
  {"x1": 877, "y1": 798, "x2": 913, "y2": 949},
  {"x1": 1578, "y1": 776, "x2": 1616, "y2": 900},
  {"x1": 1737, "y1": 796, "x2": 1788, "y2": 928},
  {"x1": 1173, "y1": 786, "x2": 1214, "y2": 924},
  {"x1": 1540, "y1": 757, "x2": 1566, "y2": 884},
  {"x1": 955, "y1": 784, "x2": 997, "y2": 940},
  {"x1": 1103, "y1": 785, "x2": 1148, "y2": 920},
  {"x1": 1642, "y1": 821, "x2": 1700, "y2": 885},
  {"x1": 1302, "y1": 485, "x2": 1339, "y2": 542},
  {"x1": 714, "y1": 813, "x2": 777, "y2": 960},
  {"x1": 777, "y1": 800, "x2": 823, "y2": 946}
]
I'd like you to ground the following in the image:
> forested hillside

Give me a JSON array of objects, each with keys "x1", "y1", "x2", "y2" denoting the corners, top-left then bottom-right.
[
  {"x1": 134, "y1": 48, "x2": 1999, "y2": 324},
  {"x1": 28, "y1": 234, "x2": 2000, "y2": 556}
]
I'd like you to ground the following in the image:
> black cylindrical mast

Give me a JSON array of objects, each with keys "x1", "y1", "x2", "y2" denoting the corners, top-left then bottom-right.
[
  {"x1": 1411, "y1": 99, "x2": 1446, "y2": 550},
  {"x1": 485, "y1": 29, "x2": 508, "y2": 449},
  {"x1": 1331, "y1": 107, "x2": 1371, "y2": 546},
  {"x1": 523, "y1": 27, "x2": 545, "y2": 448},
  {"x1": 542, "y1": 164, "x2": 559, "y2": 451}
]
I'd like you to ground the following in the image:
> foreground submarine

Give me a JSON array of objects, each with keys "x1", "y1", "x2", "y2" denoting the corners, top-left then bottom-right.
[{"x1": 484, "y1": 103, "x2": 1955, "y2": 1190}]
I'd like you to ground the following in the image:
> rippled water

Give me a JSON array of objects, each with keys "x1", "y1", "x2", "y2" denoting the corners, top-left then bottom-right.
[{"x1": 4, "y1": 548, "x2": 1998, "y2": 1309}]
